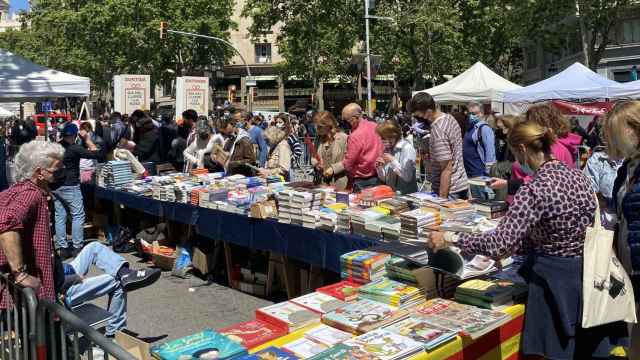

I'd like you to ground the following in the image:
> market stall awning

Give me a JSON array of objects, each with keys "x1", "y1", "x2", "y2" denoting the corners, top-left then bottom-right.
[
  {"x1": 0, "y1": 49, "x2": 90, "y2": 101},
  {"x1": 413, "y1": 62, "x2": 522, "y2": 103},
  {"x1": 607, "y1": 79, "x2": 640, "y2": 99},
  {"x1": 503, "y1": 62, "x2": 619, "y2": 103}
]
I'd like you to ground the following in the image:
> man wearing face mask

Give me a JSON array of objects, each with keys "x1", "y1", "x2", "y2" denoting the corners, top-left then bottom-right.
[
  {"x1": 183, "y1": 119, "x2": 215, "y2": 172},
  {"x1": 53, "y1": 123, "x2": 103, "y2": 259},
  {"x1": 408, "y1": 93, "x2": 468, "y2": 199},
  {"x1": 325, "y1": 103, "x2": 383, "y2": 192},
  {"x1": 0, "y1": 141, "x2": 65, "y2": 308},
  {"x1": 220, "y1": 116, "x2": 257, "y2": 176}
]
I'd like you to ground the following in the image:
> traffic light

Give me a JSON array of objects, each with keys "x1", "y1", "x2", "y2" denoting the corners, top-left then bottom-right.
[{"x1": 160, "y1": 21, "x2": 169, "y2": 40}]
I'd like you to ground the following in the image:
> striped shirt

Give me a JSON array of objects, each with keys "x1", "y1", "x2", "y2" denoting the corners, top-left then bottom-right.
[{"x1": 429, "y1": 113, "x2": 468, "y2": 195}]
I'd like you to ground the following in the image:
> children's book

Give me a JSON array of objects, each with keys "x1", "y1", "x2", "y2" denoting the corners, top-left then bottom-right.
[
  {"x1": 282, "y1": 338, "x2": 328, "y2": 359},
  {"x1": 217, "y1": 320, "x2": 287, "y2": 349},
  {"x1": 304, "y1": 324, "x2": 353, "y2": 347},
  {"x1": 343, "y1": 329, "x2": 424, "y2": 360},
  {"x1": 290, "y1": 292, "x2": 346, "y2": 314},
  {"x1": 383, "y1": 317, "x2": 457, "y2": 350},
  {"x1": 256, "y1": 302, "x2": 320, "y2": 332},
  {"x1": 316, "y1": 281, "x2": 360, "y2": 302},
  {"x1": 150, "y1": 329, "x2": 247, "y2": 360},
  {"x1": 234, "y1": 346, "x2": 299, "y2": 360},
  {"x1": 322, "y1": 299, "x2": 408, "y2": 334}
]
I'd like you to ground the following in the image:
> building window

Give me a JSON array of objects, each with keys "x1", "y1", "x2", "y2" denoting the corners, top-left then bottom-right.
[
  {"x1": 614, "y1": 70, "x2": 632, "y2": 83},
  {"x1": 620, "y1": 19, "x2": 640, "y2": 44},
  {"x1": 255, "y1": 43, "x2": 272, "y2": 64}
]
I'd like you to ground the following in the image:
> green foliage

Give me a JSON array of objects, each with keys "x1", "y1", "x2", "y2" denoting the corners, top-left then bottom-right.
[
  {"x1": 242, "y1": 0, "x2": 360, "y2": 83},
  {"x1": 0, "y1": 0, "x2": 236, "y2": 92}
]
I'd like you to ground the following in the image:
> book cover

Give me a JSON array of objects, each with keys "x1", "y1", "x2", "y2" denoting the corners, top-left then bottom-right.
[
  {"x1": 383, "y1": 317, "x2": 457, "y2": 350},
  {"x1": 218, "y1": 320, "x2": 287, "y2": 349},
  {"x1": 304, "y1": 324, "x2": 352, "y2": 347},
  {"x1": 150, "y1": 329, "x2": 247, "y2": 360},
  {"x1": 282, "y1": 338, "x2": 328, "y2": 359},
  {"x1": 235, "y1": 347, "x2": 299, "y2": 360},
  {"x1": 456, "y1": 279, "x2": 514, "y2": 302},
  {"x1": 256, "y1": 302, "x2": 320, "y2": 331},
  {"x1": 290, "y1": 292, "x2": 346, "y2": 314},
  {"x1": 322, "y1": 299, "x2": 407, "y2": 334},
  {"x1": 317, "y1": 281, "x2": 361, "y2": 302},
  {"x1": 343, "y1": 329, "x2": 423, "y2": 360},
  {"x1": 307, "y1": 344, "x2": 355, "y2": 360}
]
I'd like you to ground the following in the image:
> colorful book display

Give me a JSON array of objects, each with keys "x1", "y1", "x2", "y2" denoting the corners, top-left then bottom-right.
[
  {"x1": 322, "y1": 299, "x2": 408, "y2": 335},
  {"x1": 217, "y1": 320, "x2": 287, "y2": 349}
]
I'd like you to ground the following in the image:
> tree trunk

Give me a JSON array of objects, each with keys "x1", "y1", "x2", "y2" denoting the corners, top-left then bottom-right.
[{"x1": 575, "y1": 0, "x2": 591, "y2": 68}]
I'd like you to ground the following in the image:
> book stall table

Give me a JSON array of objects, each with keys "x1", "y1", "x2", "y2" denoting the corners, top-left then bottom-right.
[
  {"x1": 250, "y1": 305, "x2": 526, "y2": 360},
  {"x1": 82, "y1": 184, "x2": 379, "y2": 297}
]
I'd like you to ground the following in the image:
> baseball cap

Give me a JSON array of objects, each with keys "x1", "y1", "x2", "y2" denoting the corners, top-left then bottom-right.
[{"x1": 61, "y1": 122, "x2": 78, "y2": 137}]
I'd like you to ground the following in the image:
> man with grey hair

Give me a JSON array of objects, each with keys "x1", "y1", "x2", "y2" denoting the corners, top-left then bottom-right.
[
  {"x1": 325, "y1": 103, "x2": 383, "y2": 192},
  {"x1": 0, "y1": 140, "x2": 65, "y2": 308}
]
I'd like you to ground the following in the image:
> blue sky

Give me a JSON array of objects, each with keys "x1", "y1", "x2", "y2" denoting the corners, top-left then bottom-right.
[{"x1": 9, "y1": 0, "x2": 29, "y2": 14}]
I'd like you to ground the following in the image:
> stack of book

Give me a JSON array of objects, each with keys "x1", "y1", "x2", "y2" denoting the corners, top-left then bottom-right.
[
  {"x1": 322, "y1": 298, "x2": 408, "y2": 334},
  {"x1": 317, "y1": 211, "x2": 338, "y2": 232},
  {"x1": 405, "y1": 192, "x2": 448, "y2": 208},
  {"x1": 276, "y1": 190, "x2": 293, "y2": 224},
  {"x1": 378, "y1": 216, "x2": 402, "y2": 241},
  {"x1": 255, "y1": 302, "x2": 320, "y2": 333},
  {"x1": 454, "y1": 279, "x2": 515, "y2": 309},
  {"x1": 378, "y1": 198, "x2": 410, "y2": 215},
  {"x1": 152, "y1": 185, "x2": 176, "y2": 202},
  {"x1": 340, "y1": 250, "x2": 389, "y2": 284},
  {"x1": 150, "y1": 329, "x2": 247, "y2": 360},
  {"x1": 440, "y1": 200, "x2": 475, "y2": 220},
  {"x1": 357, "y1": 278, "x2": 425, "y2": 309},
  {"x1": 100, "y1": 160, "x2": 133, "y2": 189},
  {"x1": 414, "y1": 298, "x2": 511, "y2": 340},
  {"x1": 399, "y1": 208, "x2": 440, "y2": 241},
  {"x1": 289, "y1": 191, "x2": 323, "y2": 226},
  {"x1": 336, "y1": 208, "x2": 356, "y2": 234},
  {"x1": 350, "y1": 207, "x2": 389, "y2": 238},
  {"x1": 470, "y1": 199, "x2": 509, "y2": 219},
  {"x1": 316, "y1": 280, "x2": 361, "y2": 302},
  {"x1": 302, "y1": 210, "x2": 323, "y2": 229},
  {"x1": 385, "y1": 257, "x2": 421, "y2": 285}
]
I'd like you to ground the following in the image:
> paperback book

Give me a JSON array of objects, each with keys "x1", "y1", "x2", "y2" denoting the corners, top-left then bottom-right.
[
  {"x1": 217, "y1": 320, "x2": 287, "y2": 349},
  {"x1": 343, "y1": 329, "x2": 424, "y2": 360},
  {"x1": 290, "y1": 292, "x2": 346, "y2": 314},
  {"x1": 316, "y1": 281, "x2": 361, "y2": 302},
  {"x1": 304, "y1": 324, "x2": 353, "y2": 347},
  {"x1": 282, "y1": 338, "x2": 328, "y2": 359},
  {"x1": 383, "y1": 317, "x2": 457, "y2": 350},
  {"x1": 235, "y1": 347, "x2": 299, "y2": 360},
  {"x1": 256, "y1": 302, "x2": 320, "y2": 332},
  {"x1": 322, "y1": 299, "x2": 408, "y2": 334}
]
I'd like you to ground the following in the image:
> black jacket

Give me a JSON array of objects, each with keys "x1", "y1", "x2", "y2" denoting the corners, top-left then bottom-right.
[
  {"x1": 55, "y1": 141, "x2": 103, "y2": 187},
  {"x1": 133, "y1": 128, "x2": 162, "y2": 163}
]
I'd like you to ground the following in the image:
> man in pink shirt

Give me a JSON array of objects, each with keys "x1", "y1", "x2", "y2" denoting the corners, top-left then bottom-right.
[{"x1": 325, "y1": 103, "x2": 383, "y2": 192}]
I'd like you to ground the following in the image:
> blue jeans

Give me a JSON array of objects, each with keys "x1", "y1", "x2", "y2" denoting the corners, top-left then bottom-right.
[
  {"x1": 65, "y1": 242, "x2": 127, "y2": 336},
  {"x1": 54, "y1": 185, "x2": 85, "y2": 249}
]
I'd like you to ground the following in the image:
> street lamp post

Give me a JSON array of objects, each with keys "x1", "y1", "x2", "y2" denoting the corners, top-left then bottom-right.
[{"x1": 365, "y1": 0, "x2": 373, "y2": 118}]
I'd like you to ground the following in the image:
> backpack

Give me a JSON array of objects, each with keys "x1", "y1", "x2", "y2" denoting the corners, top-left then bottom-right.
[{"x1": 473, "y1": 123, "x2": 491, "y2": 161}]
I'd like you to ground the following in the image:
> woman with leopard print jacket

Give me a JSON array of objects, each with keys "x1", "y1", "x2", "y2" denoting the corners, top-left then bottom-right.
[{"x1": 428, "y1": 121, "x2": 629, "y2": 359}]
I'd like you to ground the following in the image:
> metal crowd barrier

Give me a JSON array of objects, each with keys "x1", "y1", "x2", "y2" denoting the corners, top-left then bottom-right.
[
  {"x1": 36, "y1": 300, "x2": 136, "y2": 360},
  {"x1": 0, "y1": 273, "x2": 38, "y2": 360}
]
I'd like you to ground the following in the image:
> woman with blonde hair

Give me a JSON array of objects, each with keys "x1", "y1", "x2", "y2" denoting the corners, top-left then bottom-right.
[
  {"x1": 606, "y1": 100, "x2": 640, "y2": 358},
  {"x1": 429, "y1": 121, "x2": 629, "y2": 359},
  {"x1": 312, "y1": 111, "x2": 348, "y2": 190},
  {"x1": 375, "y1": 120, "x2": 417, "y2": 194},
  {"x1": 258, "y1": 125, "x2": 291, "y2": 179}
]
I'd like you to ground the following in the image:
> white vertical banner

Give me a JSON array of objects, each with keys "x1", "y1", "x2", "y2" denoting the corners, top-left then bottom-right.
[
  {"x1": 176, "y1": 76, "x2": 209, "y2": 121},
  {"x1": 113, "y1": 75, "x2": 151, "y2": 115}
]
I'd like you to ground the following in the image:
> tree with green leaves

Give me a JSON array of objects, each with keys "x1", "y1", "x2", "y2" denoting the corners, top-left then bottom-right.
[
  {"x1": 242, "y1": 0, "x2": 360, "y2": 103},
  {"x1": 370, "y1": 0, "x2": 469, "y2": 90},
  {"x1": 0, "y1": 0, "x2": 236, "y2": 94}
]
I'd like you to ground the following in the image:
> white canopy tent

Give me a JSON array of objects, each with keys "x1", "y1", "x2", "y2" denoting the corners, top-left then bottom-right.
[
  {"x1": 0, "y1": 49, "x2": 90, "y2": 101},
  {"x1": 413, "y1": 62, "x2": 522, "y2": 103},
  {"x1": 608, "y1": 79, "x2": 640, "y2": 99},
  {"x1": 503, "y1": 62, "x2": 619, "y2": 103}
]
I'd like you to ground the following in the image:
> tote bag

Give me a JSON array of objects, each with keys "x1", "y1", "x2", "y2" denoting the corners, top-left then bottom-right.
[{"x1": 582, "y1": 195, "x2": 637, "y2": 328}]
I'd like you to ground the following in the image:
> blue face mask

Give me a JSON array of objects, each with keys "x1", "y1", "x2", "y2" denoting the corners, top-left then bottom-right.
[{"x1": 520, "y1": 163, "x2": 535, "y2": 176}]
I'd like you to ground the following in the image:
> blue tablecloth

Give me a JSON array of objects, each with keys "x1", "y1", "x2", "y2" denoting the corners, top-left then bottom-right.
[{"x1": 83, "y1": 184, "x2": 378, "y2": 272}]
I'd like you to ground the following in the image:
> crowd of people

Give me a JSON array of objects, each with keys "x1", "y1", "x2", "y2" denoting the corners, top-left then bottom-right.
[{"x1": 0, "y1": 91, "x2": 639, "y2": 358}]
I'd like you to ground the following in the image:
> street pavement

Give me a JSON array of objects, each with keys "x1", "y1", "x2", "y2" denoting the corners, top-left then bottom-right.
[{"x1": 88, "y1": 252, "x2": 273, "y2": 345}]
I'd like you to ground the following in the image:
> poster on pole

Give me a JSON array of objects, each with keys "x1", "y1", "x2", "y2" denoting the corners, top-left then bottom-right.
[
  {"x1": 113, "y1": 75, "x2": 151, "y2": 115},
  {"x1": 176, "y1": 77, "x2": 209, "y2": 122}
]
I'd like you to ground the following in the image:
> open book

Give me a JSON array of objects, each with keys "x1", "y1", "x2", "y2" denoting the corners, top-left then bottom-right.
[{"x1": 368, "y1": 243, "x2": 498, "y2": 279}]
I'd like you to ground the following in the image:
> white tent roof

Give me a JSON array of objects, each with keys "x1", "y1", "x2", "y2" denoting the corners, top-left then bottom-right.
[
  {"x1": 414, "y1": 62, "x2": 522, "y2": 103},
  {"x1": 503, "y1": 62, "x2": 619, "y2": 103},
  {"x1": 608, "y1": 79, "x2": 640, "y2": 99},
  {"x1": 0, "y1": 106, "x2": 13, "y2": 117},
  {"x1": 0, "y1": 49, "x2": 90, "y2": 101}
]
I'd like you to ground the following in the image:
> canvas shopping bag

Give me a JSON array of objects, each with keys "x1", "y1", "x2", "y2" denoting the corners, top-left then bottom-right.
[{"x1": 582, "y1": 195, "x2": 637, "y2": 328}]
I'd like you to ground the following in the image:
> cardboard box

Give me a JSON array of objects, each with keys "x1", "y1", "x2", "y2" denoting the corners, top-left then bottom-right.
[
  {"x1": 192, "y1": 246, "x2": 215, "y2": 274},
  {"x1": 152, "y1": 240, "x2": 176, "y2": 271},
  {"x1": 115, "y1": 331, "x2": 152, "y2": 360}
]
